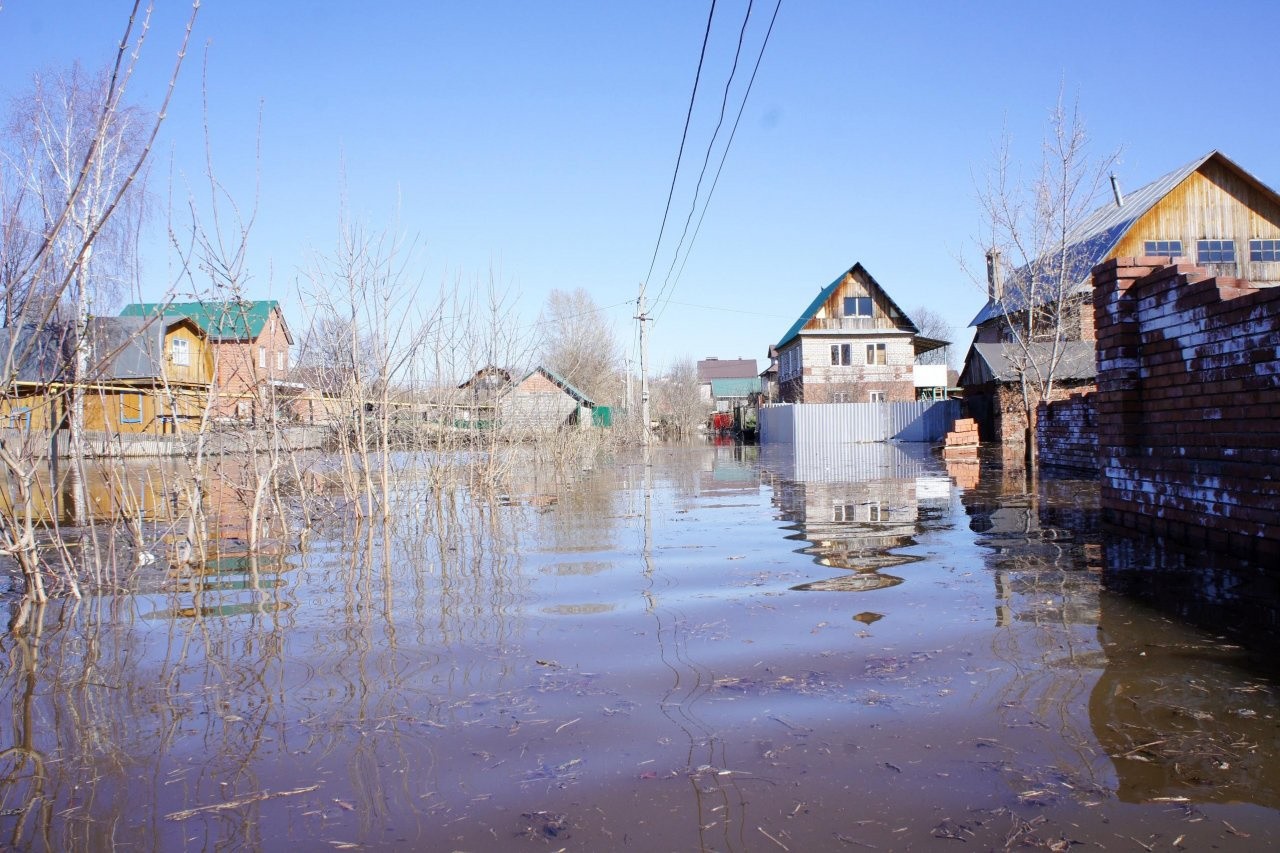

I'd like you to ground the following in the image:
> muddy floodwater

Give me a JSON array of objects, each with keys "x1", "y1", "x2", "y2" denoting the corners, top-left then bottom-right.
[{"x1": 3, "y1": 442, "x2": 1279, "y2": 850}]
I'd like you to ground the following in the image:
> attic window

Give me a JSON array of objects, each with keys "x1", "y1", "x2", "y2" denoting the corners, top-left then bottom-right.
[
  {"x1": 1143, "y1": 240, "x2": 1183, "y2": 257},
  {"x1": 170, "y1": 337, "x2": 190, "y2": 366},
  {"x1": 1197, "y1": 239, "x2": 1236, "y2": 264},
  {"x1": 843, "y1": 296, "x2": 872, "y2": 317},
  {"x1": 1250, "y1": 239, "x2": 1280, "y2": 262}
]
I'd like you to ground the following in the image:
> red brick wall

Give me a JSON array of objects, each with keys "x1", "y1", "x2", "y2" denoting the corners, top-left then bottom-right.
[
  {"x1": 1093, "y1": 256, "x2": 1280, "y2": 557},
  {"x1": 1036, "y1": 393, "x2": 1098, "y2": 472}
]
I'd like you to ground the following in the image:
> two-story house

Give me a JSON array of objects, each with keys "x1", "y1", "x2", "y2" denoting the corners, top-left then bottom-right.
[
  {"x1": 774, "y1": 263, "x2": 947, "y2": 404},
  {"x1": 960, "y1": 150, "x2": 1280, "y2": 453},
  {"x1": 120, "y1": 300, "x2": 294, "y2": 421}
]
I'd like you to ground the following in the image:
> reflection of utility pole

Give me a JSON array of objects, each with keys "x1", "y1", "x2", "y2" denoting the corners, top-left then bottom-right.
[{"x1": 637, "y1": 283, "x2": 651, "y2": 446}]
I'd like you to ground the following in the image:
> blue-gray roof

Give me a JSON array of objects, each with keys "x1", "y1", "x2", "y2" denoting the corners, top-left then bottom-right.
[
  {"x1": 968, "y1": 150, "x2": 1279, "y2": 327},
  {"x1": 776, "y1": 262, "x2": 919, "y2": 349}
]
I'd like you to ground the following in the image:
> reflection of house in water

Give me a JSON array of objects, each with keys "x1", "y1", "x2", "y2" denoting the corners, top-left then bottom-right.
[
  {"x1": 700, "y1": 442, "x2": 761, "y2": 497},
  {"x1": 761, "y1": 443, "x2": 951, "y2": 592},
  {"x1": 960, "y1": 466, "x2": 1102, "y2": 627},
  {"x1": 1091, "y1": 544, "x2": 1280, "y2": 807}
]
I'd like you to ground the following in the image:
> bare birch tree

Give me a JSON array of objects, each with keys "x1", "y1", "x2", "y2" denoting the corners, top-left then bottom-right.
[{"x1": 974, "y1": 95, "x2": 1118, "y2": 469}]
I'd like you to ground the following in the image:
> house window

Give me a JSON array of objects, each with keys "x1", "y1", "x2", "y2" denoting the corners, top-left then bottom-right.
[
  {"x1": 258, "y1": 346, "x2": 267, "y2": 368},
  {"x1": 9, "y1": 408, "x2": 31, "y2": 431},
  {"x1": 830, "y1": 345, "x2": 839, "y2": 365},
  {"x1": 866, "y1": 501, "x2": 883, "y2": 522},
  {"x1": 1197, "y1": 239, "x2": 1236, "y2": 263},
  {"x1": 120, "y1": 394, "x2": 143, "y2": 424},
  {"x1": 1143, "y1": 239, "x2": 1183, "y2": 257},
  {"x1": 840, "y1": 344, "x2": 852, "y2": 365},
  {"x1": 1250, "y1": 239, "x2": 1280, "y2": 262},
  {"x1": 865, "y1": 343, "x2": 886, "y2": 365},
  {"x1": 170, "y1": 338, "x2": 190, "y2": 366},
  {"x1": 868, "y1": 390, "x2": 886, "y2": 403},
  {"x1": 833, "y1": 504, "x2": 857, "y2": 522},
  {"x1": 843, "y1": 296, "x2": 873, "y2": 317},
  {"x1": 276, "y1": 351, "x2": 285, "y2": 371}
]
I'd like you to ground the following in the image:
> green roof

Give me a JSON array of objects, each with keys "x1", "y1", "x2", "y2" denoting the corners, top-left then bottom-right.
[
  {"x1": 710, "y1": 377, "x2": 761, "y2": 398},
  {"x1": 120, "y1": 300, "x2": 290, "y2": 343},
  {"x1": 776, "y1": 262, "x2": 918, "y2": 349}
]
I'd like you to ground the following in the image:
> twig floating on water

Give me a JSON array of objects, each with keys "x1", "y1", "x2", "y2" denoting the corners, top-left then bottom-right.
[{"x1": 165, "y1": 784, "x2": 320, "y2": 821}]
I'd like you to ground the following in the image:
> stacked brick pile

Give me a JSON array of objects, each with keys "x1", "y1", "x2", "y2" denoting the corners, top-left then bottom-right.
[
  {"x1": 942, "y1": 418, "x2": 980, "y2": 460},
  {"x1": 1035, "y1": 393, "x2": 1098, "y2": 472},
  {"x1": 1093, "y1": 256, "x2": 1280, "y2": 558}
]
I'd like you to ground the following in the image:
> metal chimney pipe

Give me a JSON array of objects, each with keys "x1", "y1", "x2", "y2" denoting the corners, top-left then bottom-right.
[
  {"x1": 985, "y1": 248, "x2": 1003, "y2": 302},
  {"x1": 1110, "y1": 173, "x2": 1124, "y2": 207}
]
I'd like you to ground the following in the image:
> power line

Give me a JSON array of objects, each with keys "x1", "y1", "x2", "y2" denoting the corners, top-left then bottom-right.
[
  {"x1": 655, "y1": 0, "x2": 783, "y2": 325},
  {"x1": 650, "y1": 0, "x2": 757, "y2": 314},
  {"x1": 640, "y1": 0, "x2": 718, "y2": 291}
]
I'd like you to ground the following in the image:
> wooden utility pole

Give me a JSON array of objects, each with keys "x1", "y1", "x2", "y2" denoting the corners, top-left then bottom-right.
[{"x1": 637, "y1": 283, "x2": 651, "y2": 446}]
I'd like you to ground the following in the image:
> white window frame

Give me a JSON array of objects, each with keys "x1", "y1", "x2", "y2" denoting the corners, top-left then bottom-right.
[
  {"x1": 865, "y1": 343, "x2": 886, "y2": 365},
  {"x1": 170, "y1": 337, "x2": 190, "y2": 366},
  {"x1": 276, "y1": 350, "x2": 285, "y2": 371},
  {"x1": 868, "y1": 390, "x2": 886, "y2": 403},
  {"x1": 258, "y1": 345, "x2": 267, "y2": 368}
]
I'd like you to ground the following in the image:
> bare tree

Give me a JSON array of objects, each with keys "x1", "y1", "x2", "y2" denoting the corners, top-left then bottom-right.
[
  {"x1": 910, "y1": 305, "x2": 954, "y2": 369},
  {"x1": 538, "y1": 288, "x2": 621, "y2": 405},
  {"x1": 972, "y1": 95, "x2": 1118, "y2": 469},
  {"x1": 651, "y1": 356, "x2": 707, "y2": 437}
]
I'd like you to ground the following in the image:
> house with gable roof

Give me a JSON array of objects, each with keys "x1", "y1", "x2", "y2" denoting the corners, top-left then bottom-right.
[
  {"x1": 120, "y1": 300, "x2": 295, "y2": 421},
  {"x1": 960, "y1": 150, "x2": 1280, "y2": 451},
  {"x1": 774, "y1": 262, "x2": 947, "y2": 404}
]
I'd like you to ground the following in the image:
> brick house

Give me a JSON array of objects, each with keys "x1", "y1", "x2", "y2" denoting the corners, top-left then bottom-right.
[
  {"x1": 120, "y1": 300, "x2": 294, "y2": 421},
  {"x1": 774, "y1": 262, "x2": 947, "y2": 403},
  {"x1": 961, "y1": 150, "x2": 1280, "y2": 458}
]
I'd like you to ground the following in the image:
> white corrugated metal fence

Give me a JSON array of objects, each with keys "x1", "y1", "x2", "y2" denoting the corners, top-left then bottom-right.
[{"x1": 759, "y1": 400, "x2": 960, "y2": 445}]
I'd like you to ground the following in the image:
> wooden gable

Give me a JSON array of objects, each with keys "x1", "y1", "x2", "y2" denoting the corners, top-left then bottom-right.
[
  {"x1": 1112, "y1": 156, "x2": 1280, "y2": 285},
  {"x1": 803, "y1": 266, "x2": 914, "y2": 335},
  {"x1": 162, "y1": 318, "x2": 215, "y2": 386}
]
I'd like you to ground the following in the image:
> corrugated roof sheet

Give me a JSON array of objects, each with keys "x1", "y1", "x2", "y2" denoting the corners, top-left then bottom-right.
[
  {"x1": 697, "y1": 358, "x2": 759, "y2": 381},
  {"x1": 776, "y1": 262, "x2": 920, "y2": 350},
  {"x1": 121, "y1": 300, "x2": 288, "y2": 342},
  {"x1": 967, "y1": 150, "x2": 1280, "y2": 327},
  {"x1": 962, "y1": 340, "x2": 1097, "y2": 385},
  {"x1": 709, "y1": 377, "x2": 761, "y2": 398}
]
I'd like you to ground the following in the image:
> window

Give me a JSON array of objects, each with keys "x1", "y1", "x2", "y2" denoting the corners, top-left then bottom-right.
[
  {"x1": 258, "y1": 346, "x2": 267, "y2": 368},
  {"x1": 833, "y1": 504, "x2": 857, "y2": 522},
  {"x1": 1143, "y1": 239, "x2": 1183, "y2": 257},
  {"x1": 865, "y1": 343, "x2": 886, "y2": 365},
  {"x1": 866, "y1": 501, "x2": 883, "y2": 522},
  {"x1": 840, "y1": 344, "x2": 852, "y2": 365},
  {"x1": 1197, "y1": 239, "x2": 1236, "y2": 263},
  {"x1": 843, "y1": 296, "x2": 873, "y2": 317},
  {"x1": 9, "y1": 407, "x2": 31, "y2": 431},
  {"x1": 120, "y1": 394, "x2": 143, "y2": 424},
  {"x1": 170, "y1": 337, "x2": 190, "y2": 366},
  {"x1": 276, "y1": 351, "x2": 285, "y2": 371},
  {"x1": 868, "y1": 390, "x2": 886, "y2": 403},
  {"x1": 1250, "y1": 239, "x2": 1280, "y2": 262}
]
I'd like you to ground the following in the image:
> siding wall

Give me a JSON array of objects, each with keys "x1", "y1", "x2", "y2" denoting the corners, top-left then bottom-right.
[{"x1": 759, "y1": 400, "x2": 959, "y2": 445}]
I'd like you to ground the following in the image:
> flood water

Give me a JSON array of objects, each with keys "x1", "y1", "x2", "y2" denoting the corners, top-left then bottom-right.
[{"x1": 2, "y1": 442, "x2": 1279, "y2": 850}]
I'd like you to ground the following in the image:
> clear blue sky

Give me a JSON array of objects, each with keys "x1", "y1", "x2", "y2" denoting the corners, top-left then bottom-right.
[{"x1": 3, "y1": 1, "x2": 1278, "y2": 376}]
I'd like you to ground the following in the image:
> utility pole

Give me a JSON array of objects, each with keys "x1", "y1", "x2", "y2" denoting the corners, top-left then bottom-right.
[{"x1": 637, "y1": 282, "x2": 651, "y2": 446}]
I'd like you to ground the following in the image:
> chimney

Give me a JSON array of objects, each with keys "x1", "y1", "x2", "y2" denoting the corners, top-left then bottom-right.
[
  {"x1": 985, "y1": 248, "x2": 1004, "y2": 302},
  {"x1": 1110, "y1": 173, "x2": 1124, "y2": 207}
]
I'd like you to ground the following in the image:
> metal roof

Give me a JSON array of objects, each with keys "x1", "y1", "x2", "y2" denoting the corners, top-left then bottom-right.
[
  {"x1": 0, "y1": 324, "x2": 72, "y2": 384},
  {"x1": 709, "y1": 377, "x2": 761, "y2": 399},
  {"x1": 121, "y1": 300, "x2": 291, "y2": 343},
  {"x1": 960, "y1": 340, "x2": 1097, "y2": 386},
  {"x1": 969, "y1": 150, "x2": 1280, "y2": 327},
  {"x1": 696, "y1": 358, "x2": 758, "y2": 381},
  {"x1": 776, "y1": 262, "x2": 920, "y2": 350}
]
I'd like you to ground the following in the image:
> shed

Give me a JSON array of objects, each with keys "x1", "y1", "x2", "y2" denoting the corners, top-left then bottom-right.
[{"x1": 497, "y1": 366, "x2": 597, "y2": 432}]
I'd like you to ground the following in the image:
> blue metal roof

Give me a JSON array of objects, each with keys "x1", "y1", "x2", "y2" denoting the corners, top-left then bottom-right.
[
  {"x1": 968, "y1": 150, "x2": 1280, "y2": 327},
  {"x1": 710, "y1": 377, "x2": 761, "y2": 398}
]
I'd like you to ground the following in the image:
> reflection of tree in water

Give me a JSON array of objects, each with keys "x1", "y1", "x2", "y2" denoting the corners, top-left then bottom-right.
[{"x1": 960, "y1": 466, "x2": 1109, "y2": 804}]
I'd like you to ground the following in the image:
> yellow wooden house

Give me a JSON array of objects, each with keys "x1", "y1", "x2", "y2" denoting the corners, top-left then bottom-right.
[{"x1": 1, "y1": 315, "x2": 214, "y2": 444}]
